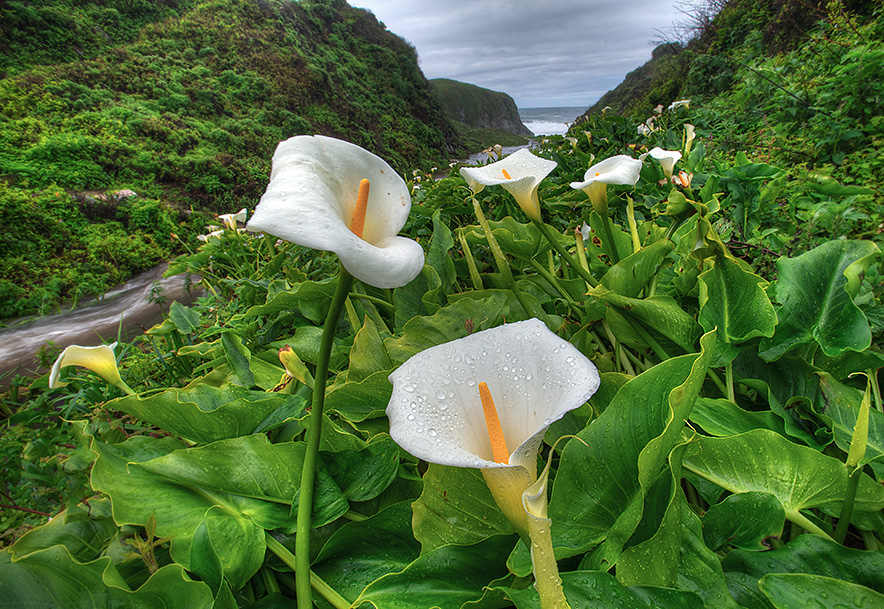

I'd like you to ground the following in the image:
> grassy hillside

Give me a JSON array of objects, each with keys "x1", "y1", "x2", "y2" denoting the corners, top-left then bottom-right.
[
  {"x1": 576, "y1": 0, "x2": 882, "y2": 256},
  {"x1": 0, "y1": 0, "x2": 461, "y2": 319}
]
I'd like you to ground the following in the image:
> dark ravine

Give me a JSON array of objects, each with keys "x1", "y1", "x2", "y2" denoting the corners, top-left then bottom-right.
[{"x1": 430, "y1": 78, "x2": 534, "y2": 137}]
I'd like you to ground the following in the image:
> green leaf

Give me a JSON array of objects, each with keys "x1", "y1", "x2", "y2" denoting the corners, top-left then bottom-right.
[
  {"x1": 601, "y1": 239, "x2": 675, "y2": 298},
  {"x1": 816, "y1": 372, "x2": 884, "y2": 481},
  {"x1": 9, "y1": 498, "x2": 116, "y2": 562},
  {"x1": 353, "y1": 535, "x2": 514, "y2": 609},
  {"x1": 677, "y1": 502, "x2": 742, "y2": 609},
  {"x1": 428, "y1": 208, "x2": 456, "y2": 291},
  {"x1": 690, "y1": 398, "x2": 786, "y2": 438},
  {"x1": 383, "y1": 291, "x2": 510, "y2": 366},
  {"x1": 698, "y1": 253, "x2": 777, "y2": 343},
  {"x1": 321, "y1": 436, "x2": 399, "y2": 502},
  {"x1": 312, "y1": 502, "x2": 421, "y2": 603},
  {"x1": 722, "y1": 534, "x2": 884, "y2": 593},
  {"x1": 325, "y1": 370, "x2": 392, "y2": 423},
  {"x1": 759, "y1": 240, "x2": 880, "y2": 360},
  {"x1": 221, "y1": 331, "x2": 255, "y2": 388},
  {"x1": 591, "y1": 287, "x2": 702, "y2": 353},
  {"x1": 169, "y1": 301, "x2": 201, "y2": 334},
  {"x1": 550, "y1": 332, "x2": 713, "y2": 560},
  {"x1": 463, "y1": 216, "x2": 561, "y2": 261},
  {"x1": 702, "y1": 492, "x2": 785, "y2": 551},
  {"x1": 412, "y1": 464, "x2": 515, "y2": 553},
  {"x1": 0, "y1": 546, "x2": 215, "y2": 608},
  {"x1": 108, "y1": 385, "x2": 302, "y2": 444},
  {"x1": 348, "y1": 315, "x2": 393, "y2": 383},
  {"x1": 392, "y1": 265, "x2": 443, "y2": 329},
  {"x1": 760, "y1": 574, "x2": 884, "y2": 609},
  {"x1": 242, "y1": 279, "x2": 335, "y2": 324},
  {"x1": 682, "y1": 429, "x2": 884, "y2": 519}
]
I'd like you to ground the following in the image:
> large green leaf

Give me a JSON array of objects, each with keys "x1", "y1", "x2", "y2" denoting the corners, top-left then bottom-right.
[
  {"x1": 108, "y1": 385, "x2": 303, "y2": 444},
  {"x1": 601, "y1": 239, "x2": 675, "y2": 298},
  {"x1": 591, "y1": 287, "x2": 702, "y2": 353},
  {"x1": 760, "y1": 574, "x2": 884, "y2": 609},
  {"x1": 8, "y1": 498, "x2": 117, "y2": 562},
  {"x1": 501, "y1": 570, "x2": 703, "y2": 609},
  {"x1": 383, "y1": 291, "x2": 511, "y2": 366},
  {"x1": 759, "y1": 240, "x2": 880, "y2": 360},
  {"x1": 682, "y1": 429, "x2": 884, "y2": 522},
  {"x1": 677, "y1": 502, "x2": 742, "y2": 609},
  {"x1": 324, "y1": 370, "x2": 392, "y2": 423},
  {"x1": 549, "y1": 332, "x2": 713, "y2": 561},
  {"x1": 352, "y1": 535, "x2": 514, "y2": 609},
  {"x1": 241, "y1": 278, "x2": 335, "y2": 324},
  {"x1": 428, "y1": 207, "x2": 457, "y2": 292},
  {"x1": 312, "y1": 502, "x2": 421, "y2": 603},
  {"x1": 702, "y1": 492, "x2": 784, "y2": 551},
  {"x1": 0, "y1": 545, "x2": 215, "y2": 608},
  {"x1": 463, "y1": 216, "x2": 562, "y2": 261},
  {"x1": 411, "y1": 464, "x2": 515, "y2": 553},
  {"x1": 722, "y1": 534, "x2": 884, "y2": 594},
  {"x1": 698, "y1": 253, "x2": 777, "y2": 343},
  {"x1": 348, "y1": 315, "x2": 393, "y2": 383}
]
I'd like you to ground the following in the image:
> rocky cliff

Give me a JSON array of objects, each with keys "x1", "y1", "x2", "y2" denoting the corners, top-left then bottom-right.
[{"x1": 430, "y1": 78, "x2": 533, "y2": 137}]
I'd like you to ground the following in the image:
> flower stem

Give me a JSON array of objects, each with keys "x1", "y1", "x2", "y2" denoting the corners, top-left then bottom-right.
[
  {"x1": 531, "y1": 220, "x2": 598, "y2": 288},
  {"x1": 266, "y1": 533, "x2": 353, "y2": 609},
  {"x1": 295, "y1": 264, "x2": 354, "y2": 609},
  {"x1": 626, "y1": 196, "x2": 642, "y2": 255},
  {"x1": 471, "y1": 195, "x2": 514, "y2": 284},
  {"x1": 457, "y1": 228, "x2": 484, "y2": 290}
]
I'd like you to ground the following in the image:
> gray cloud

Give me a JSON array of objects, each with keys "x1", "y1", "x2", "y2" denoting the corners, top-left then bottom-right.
[{"x1": 352, "y1": 0, "x2": 683, "y2": 107}]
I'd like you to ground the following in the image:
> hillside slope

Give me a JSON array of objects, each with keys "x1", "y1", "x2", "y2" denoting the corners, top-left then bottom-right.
[
  {"x1": 0, "y1": 0, "x2": 461, "y2": 318},
  {"x1": 430, "y1": 78, "x2": 533, "y2": 137}
]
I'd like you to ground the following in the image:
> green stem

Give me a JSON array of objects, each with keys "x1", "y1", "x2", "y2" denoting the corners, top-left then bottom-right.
[
  {"x1": 528, "y1": 259, "x2": 583, "y2": 318},
  {"x1": 626, "y1": 196, "x2": 642, "y2": 255},
  {"x1": 261, "y1": 566, "x2": 281, "y2": 595},
  {"x1": 457, "y1": 228, "x2": 484, "y2": 290},
  {"x1": 869, "y1": 368, "x2": 883, "y2": 414},
  {"x1": 532, "y1": 220, "x2": 598, "y2": 288},
  {"x1": 265, "y1": 534, "x2": 353, "y2": 609},
  {"x1": 295, "y1": 265, "x2": 354, "y2": 609},
  {"x1": 573, "y1": 228, "x2": 593, "y2": 292},
  {"x1": 601, "y1": 215, "x2": 622, "y2": 264},
  {"x1": 785, "y1": 509, "x2": 836, "y2": 543},
  {"x1": 471, "y1": 195, "x2": 514, "y2": 284},
  {"x1": 348, "y1": 291, "x2": 395, "y2": 311},
  {"x1": 726, "y1": 363, "x2": 736, "y2": 403},
  {"x1": 834, "y1": 466, "x2": 863, "y2": 544}
]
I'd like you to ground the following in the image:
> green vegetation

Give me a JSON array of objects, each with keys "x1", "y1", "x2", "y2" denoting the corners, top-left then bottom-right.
[
  {"x1": 1, "y1": 1, "x2": 884, "y2": 607},
  {"x1": 0, "y1": 0, "x2": 461, "y2": 319}
]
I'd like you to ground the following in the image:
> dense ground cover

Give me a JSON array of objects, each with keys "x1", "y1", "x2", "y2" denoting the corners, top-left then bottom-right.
[
  {"x1": 1, "y1": 1, "x2": 883, "y2": 607},
  {"x1": 0, "y1": 0, "x2": 461, "y2": 319}
]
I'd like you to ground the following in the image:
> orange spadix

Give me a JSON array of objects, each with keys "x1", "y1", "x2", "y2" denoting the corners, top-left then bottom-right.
[
  {"x1": 502, "y1": 168, "x2": 512, "y2": 180},
  {"x1": 351, "y1": 178, "x2": 370, "y2": 238},
  {"x1": 478, "y1": 382, "x2": 509, "y2": 464}
]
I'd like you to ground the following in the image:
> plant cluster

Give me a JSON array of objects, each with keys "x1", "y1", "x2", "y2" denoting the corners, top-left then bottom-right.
[{"x1": 1, "y1": 91, "x2": 882, "y2": 607}]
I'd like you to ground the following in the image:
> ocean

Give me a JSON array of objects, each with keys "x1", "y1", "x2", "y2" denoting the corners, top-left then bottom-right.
[{"x1": 519, "y1": 106, "x2": 587, "y2": 136}]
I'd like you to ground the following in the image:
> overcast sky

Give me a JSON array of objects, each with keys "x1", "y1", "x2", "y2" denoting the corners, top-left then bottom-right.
[{"x1": 350, "y1": 0, "x2": 685, "y2": 108}]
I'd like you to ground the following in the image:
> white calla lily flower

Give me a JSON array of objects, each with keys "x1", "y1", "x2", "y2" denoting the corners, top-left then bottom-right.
[
  {"x1": 642, "y1": 146, "x2": 683, "y2": 178},
  {"x1": 218, "y1": 208, "x2": 247, "y2": 230},
  {"x1": 684, "y1": 124, "x2": 696, "y2": 158},
  {"x1": 668, "y1": 99, "x2": 691, "y2": 111},
  {"x1": 246, "y1": 135, "x2": 424, "y2": 289},
  {"x1": 49, "y1": 342, "x2": 133, "y2": 394},
  {"x1": 459, "y1": 148, "x2": 557, "y2": 222},
  {"x1": 387, "y1": 318, "x2": 597, "y2": 608},
  {"x1": 569, "y1": 154, "x2": 643, "y2": 215}
]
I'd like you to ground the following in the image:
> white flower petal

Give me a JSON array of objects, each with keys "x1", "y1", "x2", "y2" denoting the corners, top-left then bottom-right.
[
  {"x1": 645, "y1": 147, "x2": 682, "y2": 177},
  {"x1": 570, "y1": 154, "x2": 643, "y2": 190},
  {"x1": 247, "y1": 135, "x2": 424, "y2": 288},
  {"x1": 460, "y1": 148, "x2": 557, "y2": 221},
  {"x1": 50, "y1": 342, "x2": 120, "y2": 388},
  {"x1": 387, "y1": 319, "x2": 600, "y2": 471}
]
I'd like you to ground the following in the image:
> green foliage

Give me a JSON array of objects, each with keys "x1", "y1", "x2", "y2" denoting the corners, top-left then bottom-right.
[{"x1": 0, "y1": 0, "x2": 462, "y2": 320}]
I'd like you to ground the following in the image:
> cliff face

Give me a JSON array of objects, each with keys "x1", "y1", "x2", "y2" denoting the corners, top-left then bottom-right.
[{"x1": 430, "y1": 78, "x2": 533, "y2": 137}]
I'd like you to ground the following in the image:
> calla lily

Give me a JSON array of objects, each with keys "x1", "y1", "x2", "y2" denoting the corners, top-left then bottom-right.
[
  {"x1": 49, "y1": 342, "x2": 134, "y2": 395},
  {"x1": 460, "y1": 148, "x2": 557, "y2": 222},
  {"x1": 684, "y1": 123, "x2": 696, "y2": 157},
  {"x1": 218, "y1": 208, "x2": 247, "y2": 230},
  {"x1": 387, "y1": 318, "x2": 598, "y2": 608},
  {"x1": 642, "y1": 146, "x2": 682, "y2": 178},
  {"x1": 569, "y1": 154, "x2": 643, "y2": 216},
  {"x1": 246, "y1": 135, "x2": 424, "y2": 289},
  {"x1": 669, "y1": 99, "x2": 691, "y2": 111}
]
